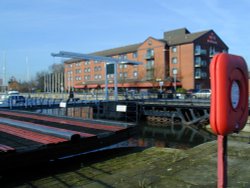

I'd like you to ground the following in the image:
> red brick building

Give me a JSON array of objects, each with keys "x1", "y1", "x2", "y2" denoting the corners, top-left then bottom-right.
[{"x1": 64, "y1": 28, "x2": 228, "y2": 92}]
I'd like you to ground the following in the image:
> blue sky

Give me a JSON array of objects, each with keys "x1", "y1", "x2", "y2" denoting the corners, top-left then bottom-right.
[{"x1": 0, "y1": 0, "x2": 249, "y2": 82}]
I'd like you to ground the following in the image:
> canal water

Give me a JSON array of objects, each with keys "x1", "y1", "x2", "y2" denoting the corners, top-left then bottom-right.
[{"x1": 31, "y1": 106, "x2": 215, "y2": 150}]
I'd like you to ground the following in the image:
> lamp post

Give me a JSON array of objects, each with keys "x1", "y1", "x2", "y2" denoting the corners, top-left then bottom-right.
[
  {"x1": 172, "y1": 68, "x2": 178, "y2": 92},
  {"x1": 60, "y1": 83, "x2": 64, "y2": 99}
]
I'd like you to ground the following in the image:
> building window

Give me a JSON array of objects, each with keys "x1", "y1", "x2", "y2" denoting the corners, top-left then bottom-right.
[
  {"x1": 172, "y1": 68, "x2": 178, "y2": 75},
  {"x1": 124, "y1": 72, "x2": 128, "y2": 78},
  {"x1": 119, "y1": 54, "x2": 127, "y2": 59},
  {"x1": 75, "y1": 62, "x2": 81, "y2": 67},
  {"x1": 195, "y1": 83, "x2": 201, "y2": 90},
  {"x1": 133, "y1": 52, "x2": 138, "y2": 58},
  {"x1": 107, "y1": 74, "x2": 114, "y2": 79},
  {"x1": 195, "y1": 57, "x2": 201, "y2": 66},
  {"x1": 119, "y1": 72, "x2": 127, "y2": 78},
  {"x1": 84, "y1": 61, "x2": 90, "y2": 65},
  {"x1": 68, "y1": 64, "x2": 73, "y2": 68},
  {"x1": 146, "y1": 60, "x2": 154, "y2": 69},
  {"x1": 172, "y1": 46, "x2": 177, "y2": 53},
  {"x1": 119, "y1": 64, "x2": 127, "y2": 69},
  {"x1": 172, "y1": 57, "x2": 177, "y2": 64},
  {"x1": 146, "y1": 49, "x2": 154, "y2": 57},
  {"x1": 94, "y1": 66, "x2": 101, "y2": 71},
  {"x1": 195, "y1": 68, "x2": 201, "y2": 79},
  {"x1": 133, "y1": 71, "x2": 138, "y2": 78},
  {"x1": 209, "y1": 46, "x2": 216, "y2": 56},
  {"x1": 146, "y1": 70, "x2": 154, "y2": 80},
  {"x1": 195, "y1": 45, "x2": 201, "y2": 53},
  {"x1": 84, "y1": 75, "x2": 91, "y2": 80},
  {"x1": 75, "y1": 69, "x2": 81, "y2": 74},
  {"x1": 75, "y1": 76, "x2": 81, "y2": 81},
  {"x1": 201, "y1": 72, "x2": 207, "y2": 78}
]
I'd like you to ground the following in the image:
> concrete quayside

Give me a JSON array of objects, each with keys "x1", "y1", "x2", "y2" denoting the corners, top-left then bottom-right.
[{"x1": 1, "y1": 136, "x2": 250, "y2": 187}]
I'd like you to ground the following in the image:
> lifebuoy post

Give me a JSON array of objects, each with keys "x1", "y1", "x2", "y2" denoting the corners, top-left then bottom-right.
[{"x1": 210, "y1": 53, "x2": 248, "y2": 188}]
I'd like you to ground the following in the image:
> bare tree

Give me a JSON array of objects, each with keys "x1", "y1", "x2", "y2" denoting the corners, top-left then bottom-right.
[{"x1": 49, "y1": 63, "x2": 64, "y2": 73}]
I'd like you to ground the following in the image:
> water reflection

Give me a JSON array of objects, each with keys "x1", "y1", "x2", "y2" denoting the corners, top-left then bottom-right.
[{"x1": 33, "y1": 107, "x2": 215, "y2": 149}]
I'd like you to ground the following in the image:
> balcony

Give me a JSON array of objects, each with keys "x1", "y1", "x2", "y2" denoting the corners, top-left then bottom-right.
[
  {"x1": 146, "y1": 70, "x2": 154, "y2": 81},
  {"x1": 146, "y1": 64, "x2": 154, "y2": 70},
  {"x1": 209, "y1": 51, "x2": 220, "y2": 57},
  {"x1": 195, "y1": 60, "x2": 207, "y2": 67},
  {"x1": 144, "y1": 52, "x2": 154, "y2": 60},
  {"x1": 195, "y1": 49, "x2": 207, "y2": 56},
  {"x1": 146, "y1": 75, "x2": 154, "y2": 81},
  {"x1": 195, "y1": 74, "x2": 201, "y2": 79},
  {"x1": 195, "y1": 71, "x2": 207, "y2": 79}
]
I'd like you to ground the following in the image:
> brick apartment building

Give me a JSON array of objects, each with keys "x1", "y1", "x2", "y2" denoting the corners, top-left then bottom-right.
[{"x1": 64, "y1": 28, "x2": 228, "y2": 92}]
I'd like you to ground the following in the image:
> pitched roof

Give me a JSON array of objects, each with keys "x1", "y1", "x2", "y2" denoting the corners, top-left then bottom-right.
[
  {"x1": 64, "y1": 28, "x2": 220, "y2": 64},
  {"x1": 163, "y1": 28, "x2": 210, "y2": 45},
  {"x1": 91, "y1": 28, "x2": 211, "y2": 56},
  {"x1": 91, "y1": 43, "x2": 141, "y2": 57},
  {"x1": 64, "y1": 43, "x2": 142, "y2": 63}
]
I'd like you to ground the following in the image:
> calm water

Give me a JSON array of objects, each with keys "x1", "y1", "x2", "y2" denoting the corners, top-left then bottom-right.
[{"x1": 32, "y1": 106, "x2": 214, "y2": 149}]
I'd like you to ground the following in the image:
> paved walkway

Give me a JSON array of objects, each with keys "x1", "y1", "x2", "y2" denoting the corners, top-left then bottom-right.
[{"x1": 5, "y1": 138, "x2": 248, "y2": 188}]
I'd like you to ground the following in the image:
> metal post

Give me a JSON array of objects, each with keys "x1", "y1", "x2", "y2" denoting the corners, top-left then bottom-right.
[
  {"x1": 60, "y1": 83, "x2": 64, "y2": 99},
  {"x1": 54, "y1": 73, "x2": 57, "y2": 93},
  {"x1": 105, "y1": 63, "x2": 108, "y2": 100},
  {"x1": 58, "y1": 72, "x2": 61, "y2": 93},
  {"x1": 52, "y1": 73, "x2": 55, "y2": 93},
  {"x1": 114, "y1": 62, "x2": 118, "y2": 101},
  {"x1": 2, "y1": 51, "x2": 6, "y2": 92},
  {"x1": 218, "y1": 135, "x2": 227, "y2": 188},
  {"x1": 174, "y1": 74, "x2": 176, "y2": 91},
  {"x1": 55, "y1": 72, "x2": 58, "y2": 93},
  {"x1": 61, "y1": 72, "x2": 64, "y2": 93},
  {"x1": 48, "y1": 74, "x2": 51, "y2": 93},
  {"x1": 44, "y1": 73, "x2": 46, "y2": 92},
  {"x1": 173, "y1": 68, "x2": 178, "y2": 98}
]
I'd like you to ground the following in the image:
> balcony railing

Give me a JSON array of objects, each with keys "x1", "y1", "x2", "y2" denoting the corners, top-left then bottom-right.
[
  {"x1": 195, "y1": 74, "x2": 201, "y2": 79},
  {"x1": 209, "y1": 51, "x2": 220, "y2": 57},
  {"x1": 195, "y1": 49, "x2": 207, "y2": 56},
  {"x1": 195, "y1": 71, "x2": 207, "y2": 79},
  {"x1": 195, "y1": 60, "x2": 207, "y2": 67},
  {"x1": 145, "y1": 64, "x2": 154, "y2": 70},
  {"x1": 144, "y1": 52, "x2": 154, "y2": 59}
]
